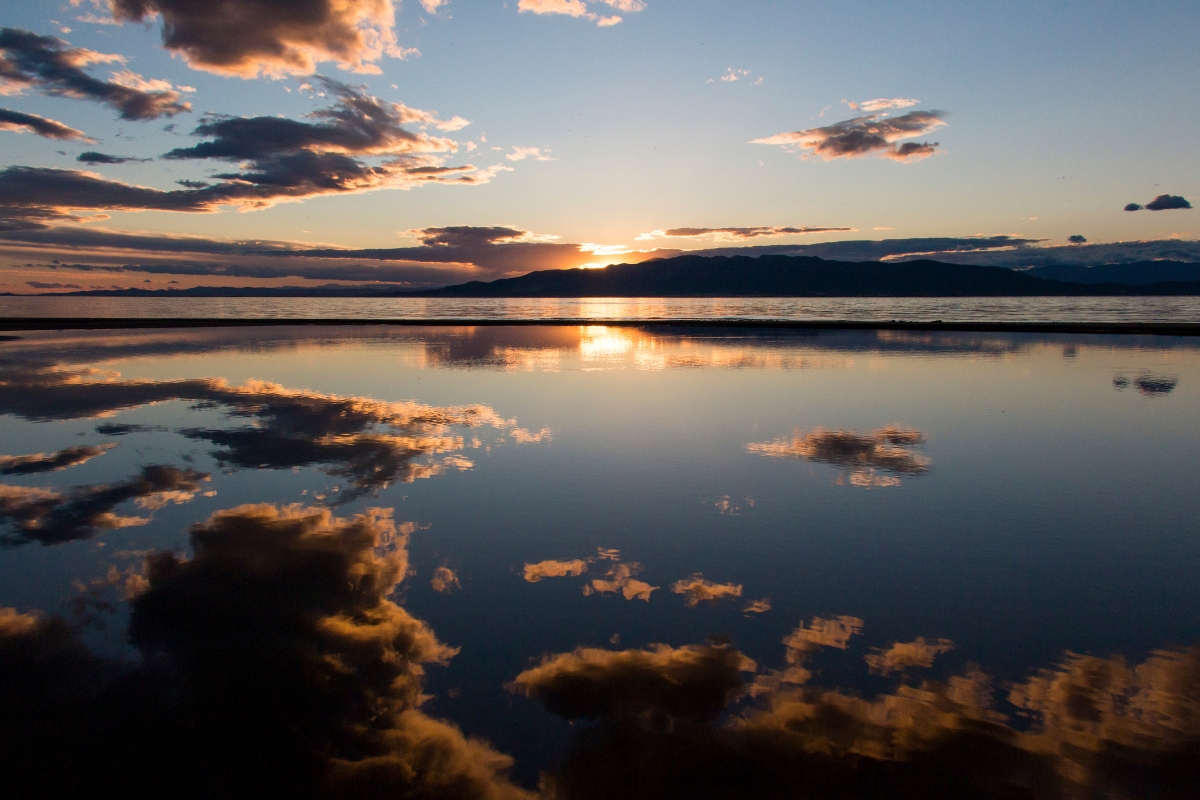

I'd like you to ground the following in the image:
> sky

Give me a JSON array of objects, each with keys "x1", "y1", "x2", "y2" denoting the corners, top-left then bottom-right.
[{"x1": 0, "y1": 0, "x2": 1197, "y2": 292}]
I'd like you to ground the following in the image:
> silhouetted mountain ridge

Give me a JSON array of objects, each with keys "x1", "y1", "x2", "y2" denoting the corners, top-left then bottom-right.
[{"x1": 410, "y1": 254, "x2": 1200, "y2": 297}]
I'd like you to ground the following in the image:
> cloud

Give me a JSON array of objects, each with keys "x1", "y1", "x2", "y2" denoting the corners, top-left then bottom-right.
[
  {"x1": 1145, "y1": 194, "x2": 1192, "y2": 211},
  {"x1": 864, "y1": 636, "x2": 954, "y2": 675},
  {"x1": 524, "y1": 558, "x2": 589, "y2": 582},
  {"x1": 752, "y1": 110, "x2": 946, "y2": 162},
  {"x1": 0, "y1": 503, "x2": 533, "y2": 797},
  {"x1": 97, "y1": 422, "x2": 166, "y2": 435},
  {"x1": 506, "y1": 145, "x2": 553, "y2": 161},
  {"x1": 1068, "y1": 234, "x2": 1086, "y2": 244},
  {"x1": 636, "y1": 225, "x2": 853, "y2": 242},
  {"x1": 670, "y1": 574, "x2": 744, "y2": 607},
  {"x1": 515, "y1": 628, "x2": 1196, "y2": 799},
  {"x1": 419, "y1": 0, "x2": 449, "y2": 13},
  {"x1": 716, "y1": 67, "x2": 750, "y2": 83},
  {"x1": 511, "y1": 643, "x2": 754, "y2": 720},
  {"x1": 0, "y1": 107, "x2": 89, "y2": 140},
  {"x1": 0, "y1": 364, "x2": 531, "y2": 503},
  {"x1": 743, "y1": 598, "x2": 771, "y2": 614},
  {"x1": 430, "y1": 565, "x2": 460, "y2": 593},
  {"x1": 26, "y1": 280, "x2": 82, "y2": 289},
  {"x1": 0, "y1": 443, "x2": 114, "y2": 475},
  {"x1": 0, "y1": 79, "x2": 497, "y2": 226},
  {"x1": 1125, "y1": 203, "x2": 1144, "y2": 211},
  {"x1": 0, "y1": 465, "x2": 208, "y2": 546},
  {"x1": 76, "y1": 151, "x2": 149, "y2": 164},
  {"x1": 583, "y1": 558, "x2": 658, "y2": 601},
  {"x1": 748, "y1": 426, "x2": 930, "y2": 487},
  {"x1": 109, "y1": 0, "x2": 411, "y2": 77},
  {"x1": 516, "y1": 0, "x2": 639, "y2": 26},
  {"x1": 847, "y1": 97, "x2": 919, "y2": 112},
  {"x1": 0, "y1": 27, "x2": 190, "y2": 120},
  {"x1": 1113, "y1": 373, "x2": 1178, "y2": 396}
]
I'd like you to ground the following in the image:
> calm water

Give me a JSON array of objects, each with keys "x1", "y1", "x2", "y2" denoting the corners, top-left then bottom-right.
[
  {"x1": 3, "y1": 293, "x2": 1200, "y2": 322},
  {"x1": 1, "y1": 324, "x2": 1198, "y2": 797}
]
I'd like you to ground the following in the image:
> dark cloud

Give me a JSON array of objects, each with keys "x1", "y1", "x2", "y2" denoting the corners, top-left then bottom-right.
[
  {"x1": 0, "y1": 465, "x2": 208, "y2": 546},
  {"x1": 753, "y1": 110, "x2": 947, "y2": 162},
  {"x1": 76, "y1": 151, "x2": 150, "y2": 164},
  {"x1": 637, "y1": 225, "x2": 854, "y2": 242},
  {"x1": 0, "y1": 107, "x2": 89, "y2": 140},
  {"x1": 521, "y1": 636, "x2": 1200, "y2": 800},
  {"x1": 1114, "y1": 373, "x2": 1178, "y2": 396},
  {"x1": 95, "y1": 422, "x2": 167, "y2": 435},
  {"x1": 0, "y1": 80, "x2": 497, "y2": 229},
  {"x1": 1125, "y1": 203, "x2": 1144, "y2": 211},
  {"x1": 1068, "y1": 234, "x2": 1086, "y2": 244},
  {"x1": 1145, "y1": 194, "x2": 1192, "y2": 211},
  {"x1": 0, "y1": 443, "x2": 113, "y2": 475},
  {"x1": 26, "y1": 280, "x2": 82, "y2": 289},
  {"x1": 511, "y1": 643, "x2": 754, "y2": 720},
  {"x1": 174, "y1": 178, "x2": 208, "y2": 188},
  {"x1": 0, "y1": 504, "x2": 532, "y2": 798},
  {"x1": 110, "y1": 0, "x2": 411, "y2": 77},
  {"x1": 0, "y1": 27, "x2": 190, "y2": 120},
  {"x1": 747, "y1": 426, "x2": 930, "y2": 487},
  {"x1": 0, "y1": 365, "x2": 520, "y2": 502},
  {"x1": 694, "y1": 235, "x2": 1046, "y2": 262}
]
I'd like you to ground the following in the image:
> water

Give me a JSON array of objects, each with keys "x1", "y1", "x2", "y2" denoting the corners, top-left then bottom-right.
[
  {"x1": 1, "y1": 323, "x2": 1198, "y2": 797},
  {"x1": 3, "y1": 293, "x2": 1200, "y2": 322}
]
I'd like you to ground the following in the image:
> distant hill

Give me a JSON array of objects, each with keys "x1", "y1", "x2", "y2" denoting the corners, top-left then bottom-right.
[
  {"x1": 410, "y1": 254, "x2": 1200, "y2": 297},
  {"x1": 1025, "y1": 261, "x2": 1200, "y2": 285}
]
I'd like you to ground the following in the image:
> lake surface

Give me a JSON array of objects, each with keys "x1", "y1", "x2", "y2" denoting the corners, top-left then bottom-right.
[
  {"x1": 1, "y1": 324, "x2": 1198, "y2": 798},
  {"x1": 3, "y1": 293, "x2": 1200, "y2": 323}
]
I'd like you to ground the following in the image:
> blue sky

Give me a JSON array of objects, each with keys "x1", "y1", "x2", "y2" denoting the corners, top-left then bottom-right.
[{"x1": 1, "y1": 0, "x2": 1197, "y2": 290}]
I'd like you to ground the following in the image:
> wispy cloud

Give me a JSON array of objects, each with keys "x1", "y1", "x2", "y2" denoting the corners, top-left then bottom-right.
[
  {"x1": 753, "y1": 109, "x2": 946, "y2": 162},
  {"x1": 506, "y1": 145, "x2": 554, "y2": 161},
  {"x1": 636, "y1": 225, "x2": 853, "y2": 242},
  {"x1": 517, "y1": 0, "x2": 643, "y2": 26},
  {"x1": 845, "y1": 97, "x2": 919, "y2": 112}
]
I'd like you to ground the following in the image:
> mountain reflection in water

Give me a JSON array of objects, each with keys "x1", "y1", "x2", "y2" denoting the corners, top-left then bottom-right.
[{"x1": 1, "y1": 325, "x2": 1198, "y2": 797}]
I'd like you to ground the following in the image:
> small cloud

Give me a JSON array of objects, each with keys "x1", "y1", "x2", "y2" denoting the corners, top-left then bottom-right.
[
  {"x1": 507, "y1": 145, "x2": 554, "y2": 161},
  {"x1": 1145, "y1": 194, "x2": 1192, "y2": 211},
  {"x1": 76, "y1": 151, "x2": 150, "y2": 165},
  {"x1": 753, "y1": 110, "x2": 946, "y2": 162},
  {"x1": 717, "y1": 67, "x2": 750, "y2": 83},
  {"x1": 518, "y1": 0, "x2": 639, "y2": 25},
  {"x1": 743, "y1": 598, "x2": 771, "y2": 614},
  {"x1": 430, "y1": 566, "x2": 460, "y2": 593},
  {"x1": 1125, "y1": 203, "x2": 1143, "y2": 211},
  {"x1": 636, "y1": 225, "x2": 853, "y2": 242},
  {"x1": 847, "y1": 97, "x2": 920, "y2": 112},
  {"x1": 670, "y1": 574, "x2": 743, "y2": 607},
  {"x1": 1068, "y1": 235, "x2": 1086, "y2": 244},
  {"x1": 873, "y1": 226, "x2": 895, "y2": 231},
  {"x1": 864, "y1": 637, "x2": 954, "y2": 676},
  {"x1": 524, "y1": 559, "x2": 589, "y2": 582},
  {"x1": 0, "y1": 108, "x2": 90, "y2": 141}
]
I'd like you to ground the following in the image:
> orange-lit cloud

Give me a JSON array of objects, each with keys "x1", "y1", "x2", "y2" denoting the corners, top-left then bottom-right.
[
  {"x1": 864, "y1": 636, "x2": 954, "y2": 675},
  {"x1": 584, "y1": 560, "x2": 658, "y2": 601},
  {"x1": 109, "y1": 0, "x2": 413, "y2": 77},
  {"x1": 523, "y1": 558, "x2": 589, "y2": 582},
  {"x1": 670, "y1": 574, "x2": 744, "y2": 607},
  {"x1": 430, "y1": 566, "x2": 461, "y2": 593},
  {"x1": 0, "y1": 443, "x2": 114, "y2": 475},
  {"x1": 517, "y1": 0, "x2": 640, "y2": 26}
]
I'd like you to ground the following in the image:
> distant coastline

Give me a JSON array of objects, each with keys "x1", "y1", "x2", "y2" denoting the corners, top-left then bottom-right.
[{"x1": 10, "y1": 254, "x2": 1200, "y2": 298}]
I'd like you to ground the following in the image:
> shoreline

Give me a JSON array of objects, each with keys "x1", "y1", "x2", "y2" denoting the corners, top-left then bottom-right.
[{"x1": 1, "y1": 317, "x2": 1199, "y2": 336}]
